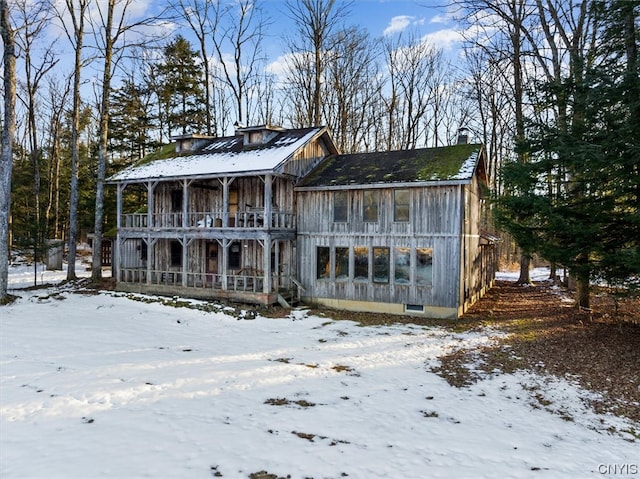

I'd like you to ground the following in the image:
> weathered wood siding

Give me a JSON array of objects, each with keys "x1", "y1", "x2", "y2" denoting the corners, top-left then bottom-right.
[
  {"x1": 296, "y1": 185, "x2": 464, "y2": 309},
  {"x1": 281, "y1": 137, "x2": 331, "y2": 178},
  {"x1": 461, "y1": 175, "x2": 495, "y2": 312}
]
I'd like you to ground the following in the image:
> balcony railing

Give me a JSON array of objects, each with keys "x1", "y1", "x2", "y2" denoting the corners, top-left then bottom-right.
[
  {"x1": 119, "y1": 268, "x2": 289, "y2": 293},
  {"x1": 120, "y1": 210, "x2": 295, "y2": 230}
]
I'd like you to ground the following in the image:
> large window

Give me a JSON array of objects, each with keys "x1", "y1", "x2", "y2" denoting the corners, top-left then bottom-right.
[
  {"x1": 317, "y1": 246, "x2": 330, "y2": 279},
  {"x1": 416, "y1": 247, "x2": 433, "y2": 285},
  {"x1": 354, "y1": 247, "x2": 369, "y2": 281},
  {"x1": 394, "y1": 247, "x2": 411, "y2": 284},
  {"x1": 394, "y1": 189, "x2": 410, "y2": 222},
  {"x1": 363, "y1": 190, "x2": 378, "y2": 222},
  {"x1": 335, "y1": 247, "x2": 349, "y2": 280},
  {"x1": 373, "y1": 247, "x2": 390, "y2": 283},
  {"x1": 334, "y1": 191, "x2": 348, "y2": 222}
]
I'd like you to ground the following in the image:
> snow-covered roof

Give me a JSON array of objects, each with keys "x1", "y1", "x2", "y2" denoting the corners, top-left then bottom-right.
[{"x1": 108, "y1": 127, "x2": 325, "y2": 183}]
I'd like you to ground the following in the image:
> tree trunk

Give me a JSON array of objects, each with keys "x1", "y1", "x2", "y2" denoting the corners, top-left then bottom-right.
[
  {"x1": 92, "y1": 0, "x2": 115, "y2": 283},
  {"x1": 0, "y1": 0, "x2": 16, "y2": 303},
  {"x1": 65, "y1": 0, "x2": 87, "y2": 281},
  {"x1": 515, "y1": 253, "x2": 532, "y2": 285}
]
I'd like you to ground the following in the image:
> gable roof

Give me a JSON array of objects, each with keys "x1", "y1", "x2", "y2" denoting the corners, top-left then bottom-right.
[
  {"x1": 297, "y1": 143, "x2": 484, "y2": 189},
  {"x1": 108, "y1": 126, "x2": 333, "y2": 183}
]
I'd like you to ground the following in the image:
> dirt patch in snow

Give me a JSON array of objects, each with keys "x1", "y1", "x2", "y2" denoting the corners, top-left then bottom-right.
[{"x1": 452, "y1": 281, "x2": 640, "y2": 423}]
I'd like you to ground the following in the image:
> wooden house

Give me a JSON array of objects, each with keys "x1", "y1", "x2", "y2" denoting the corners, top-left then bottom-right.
[
  {"x1": 107, "y1": 125, "x2": 338, "y2": 305},
  {"x1": 294, "y1": 142, "x2": 497, "y2": 318},
  {"x1": 108, "y1": 125, "x2": 497, "y2": 318}
]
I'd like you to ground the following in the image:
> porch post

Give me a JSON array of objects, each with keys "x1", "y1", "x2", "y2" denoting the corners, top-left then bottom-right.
[
  {"x1": 146, "y1": 236, "x2": 153, "y2": 284},
  {"x1": 115, "y1": 183, "x2": 123, "y2": 281},
  {"x1": 263, "y1": 237, "x2": 272, "y2": 293},
  {"x1": 182, "y1": 179, "x2": 188, "y2": 228},
  {"x1": 221, "y1": 177, "x2": 229, "y2": 226},
  {"x1": 182, "y1": 236, "x2": 188, "y2": 287},
  {"x1": 146, "y1": 181, "x2": 154, "y2": 227},
  {"x1": 263, "y1": 173, "x2": 272, "y2": 228},
  {"x1": 221, "y1": 238, "x2": 229, "y2": 290}
]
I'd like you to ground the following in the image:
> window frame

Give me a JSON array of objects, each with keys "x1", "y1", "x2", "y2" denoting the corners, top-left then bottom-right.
[
  {"x1": 416, "y1": 247, "x2": 433, "y2": 286},
  {"x1": 316, "y1": 246, "x2": 331, "y2": 279},
  {"x1": 372, "y1": 246, "x2": 390, "y2": 284},
  {"x1": 393, "y1": 247, "x2": 411, "y2": 284},
  {"x1": 394, "y1": 189, "x2": 410, "y2": 222},
  {"x1": 363, "y1": 190, "x2": 379, "y2": 222},
  {"x1": 333, "y1": 191, "x2": 348, "y2": 222}
]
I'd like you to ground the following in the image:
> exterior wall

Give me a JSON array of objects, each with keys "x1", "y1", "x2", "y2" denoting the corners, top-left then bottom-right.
[
  {"x1": 296, "y1": 185, "x2": 464, "y2": 316},
  {"x1": 281, "y1": 137, "x2": 331, "y2": 178},
  {"x1": 461, "y1": 176, "x2": 496, "y2": 313}
]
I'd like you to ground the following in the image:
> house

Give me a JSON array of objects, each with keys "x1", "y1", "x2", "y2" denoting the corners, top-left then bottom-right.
[
  {"x1": 107, "y1": 125, "x2": 338, "y2": 305},
  {"x1": 294, "y1": 141, "x2": 497, "y2": 319},
  {"x1": 108, "y1": 125, "x2": 497, "y2": 318}
]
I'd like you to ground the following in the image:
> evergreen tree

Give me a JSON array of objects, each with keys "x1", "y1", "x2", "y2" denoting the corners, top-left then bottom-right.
[
  {"x1": 155, "y1": 35, "x2": 206, "y2": 138},
  {"x1": 496, "y1": 0, "x2": 640, "y2": 307},
  {"x1": 109, "y1": 79, "x2": 156, "y2": 163}
]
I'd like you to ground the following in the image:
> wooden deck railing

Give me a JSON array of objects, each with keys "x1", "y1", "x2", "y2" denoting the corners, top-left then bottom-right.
[
  {"x1": 118, "y1": 268, "x2": 288, "y2": 293},
  {"x1": 120, "y1": 210, "x2": 295, "y2": 230}
]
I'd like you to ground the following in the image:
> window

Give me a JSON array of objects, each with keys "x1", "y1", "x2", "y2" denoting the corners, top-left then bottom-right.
[
  {"x1": 316, "y1": 246, "x2": 330, "y2": 279},
  {"x1": 373, "y1": 247, "x2": 389, "y2": 283},
  {"x1": 363, "y1": 190, "x2": 378, "y2": 222},
  {"x1": 334, "y1": 191, "x2": 348, "y2": 222},
  {"x1": 354, "y1": 247, "x2": 369, "y2": 281},
  {"x1": 229, "y1": 242, "x2": 241, "y2": 269},
  {"x1": 170, "y1": 240, "x2": 182, "y2": 267},
  {"x1": 335, "y1": 247, "x2": 349, "y2": 280},
  {"x1": 171, "y1": 190, "x2": 182, "y2": 212},
  {"x1": 394, "y1": 247, "x2": 411, "y2": 284},
  {"x1": 394, "y1": 189, "x2": 410, "y2": 222},
  {"x1": 416, "y1": 247, "x2": 433, "y2": 286}
]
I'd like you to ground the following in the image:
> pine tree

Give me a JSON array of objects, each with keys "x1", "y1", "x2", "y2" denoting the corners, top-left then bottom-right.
[
  {"x1": 109, "y1": 79, "x2": 156, "y2": 163},
  {"x1": 155, "y1": 35, "x2": 206, "y2": 138},
  {"x1": 496, "y1": 0, "x2": 640, "y2": 307}
]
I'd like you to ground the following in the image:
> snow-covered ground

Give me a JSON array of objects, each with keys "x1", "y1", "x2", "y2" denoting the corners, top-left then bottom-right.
[{"x1": 1, "y1": 262, "x2": 638, "y2": 478}]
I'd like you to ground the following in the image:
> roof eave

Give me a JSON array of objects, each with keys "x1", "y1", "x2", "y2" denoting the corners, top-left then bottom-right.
[{"x1": 295, "y1": 178, "x2": 473, "y2": 192}]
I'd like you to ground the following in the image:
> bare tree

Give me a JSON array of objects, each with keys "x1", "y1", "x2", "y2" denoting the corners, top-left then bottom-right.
[
  {"x1": 172, "y1": 0, "x2": 216, "y2": 135},
  {"x1": 322, "y1": 26, "x2": 382, "y2": 153},
  {"x1": 284, "y1": 0, "x2": 352, "y2": 127},
  {"x1": 43, "y1": 77, "x2": 71, "y2": 242},
  {"x1": 457, "y1": 0, "x2": 534, "y2": 284},
  {"x1": 211, "y1": 0, "x2": 269, "y2": 126},
  {"x1": 90, "y1": 0, "x2": 169, "y2": 282},
  {"x1": 14, "y1": 0, "x2": 58, "y2": 285},
  {"x1": 0, "y1": 0, "x2": 17, "y2": 303},
  {"x1": 383, "y1": 31, "x2": 446, "y2": 150},
  {"x1": 54, "y1": 0, "x2": 89, "y2": 281}
]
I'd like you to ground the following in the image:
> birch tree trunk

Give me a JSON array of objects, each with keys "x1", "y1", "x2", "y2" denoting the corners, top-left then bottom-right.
[
  {"x1": 91, "y1": 0, "x2": 115, "y2": 282},
  {"x1": 0, "y1": 0, "x2": 16, "y2": 302}
]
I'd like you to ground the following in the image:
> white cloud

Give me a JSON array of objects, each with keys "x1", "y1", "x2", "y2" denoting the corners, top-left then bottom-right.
[
  {"x1": 422, "y1": 28, "x2": 464, "y2": 51},
  {"x1": 383, "y1": 15, "x2": 414, "y2": 36}
]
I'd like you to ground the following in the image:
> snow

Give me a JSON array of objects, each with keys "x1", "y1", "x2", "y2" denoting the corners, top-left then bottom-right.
[
  {"x1": 1, "y1": 263, "x2": 638, "y2": 478},
  {"x1": 450, "y1": 150, "x2": 479, "y2": 180}
]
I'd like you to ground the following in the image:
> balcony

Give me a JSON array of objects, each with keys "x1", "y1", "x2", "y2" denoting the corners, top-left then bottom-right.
[{"x1": 120, "y1": 209, "x2": 296, "y2": 230}]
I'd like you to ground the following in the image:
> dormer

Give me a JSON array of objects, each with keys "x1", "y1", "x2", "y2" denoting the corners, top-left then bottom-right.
[
  {"x1": 171, "y1": 133, "x2": 215, "y2": 154},
  {"x1": 235, "y1": 124, "x2": 286, "y2": 147}
]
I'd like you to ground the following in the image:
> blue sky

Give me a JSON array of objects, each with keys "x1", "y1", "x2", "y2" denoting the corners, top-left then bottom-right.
[{"x1": 260, "y1": 0, "x2": 462, "y2": 77}]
